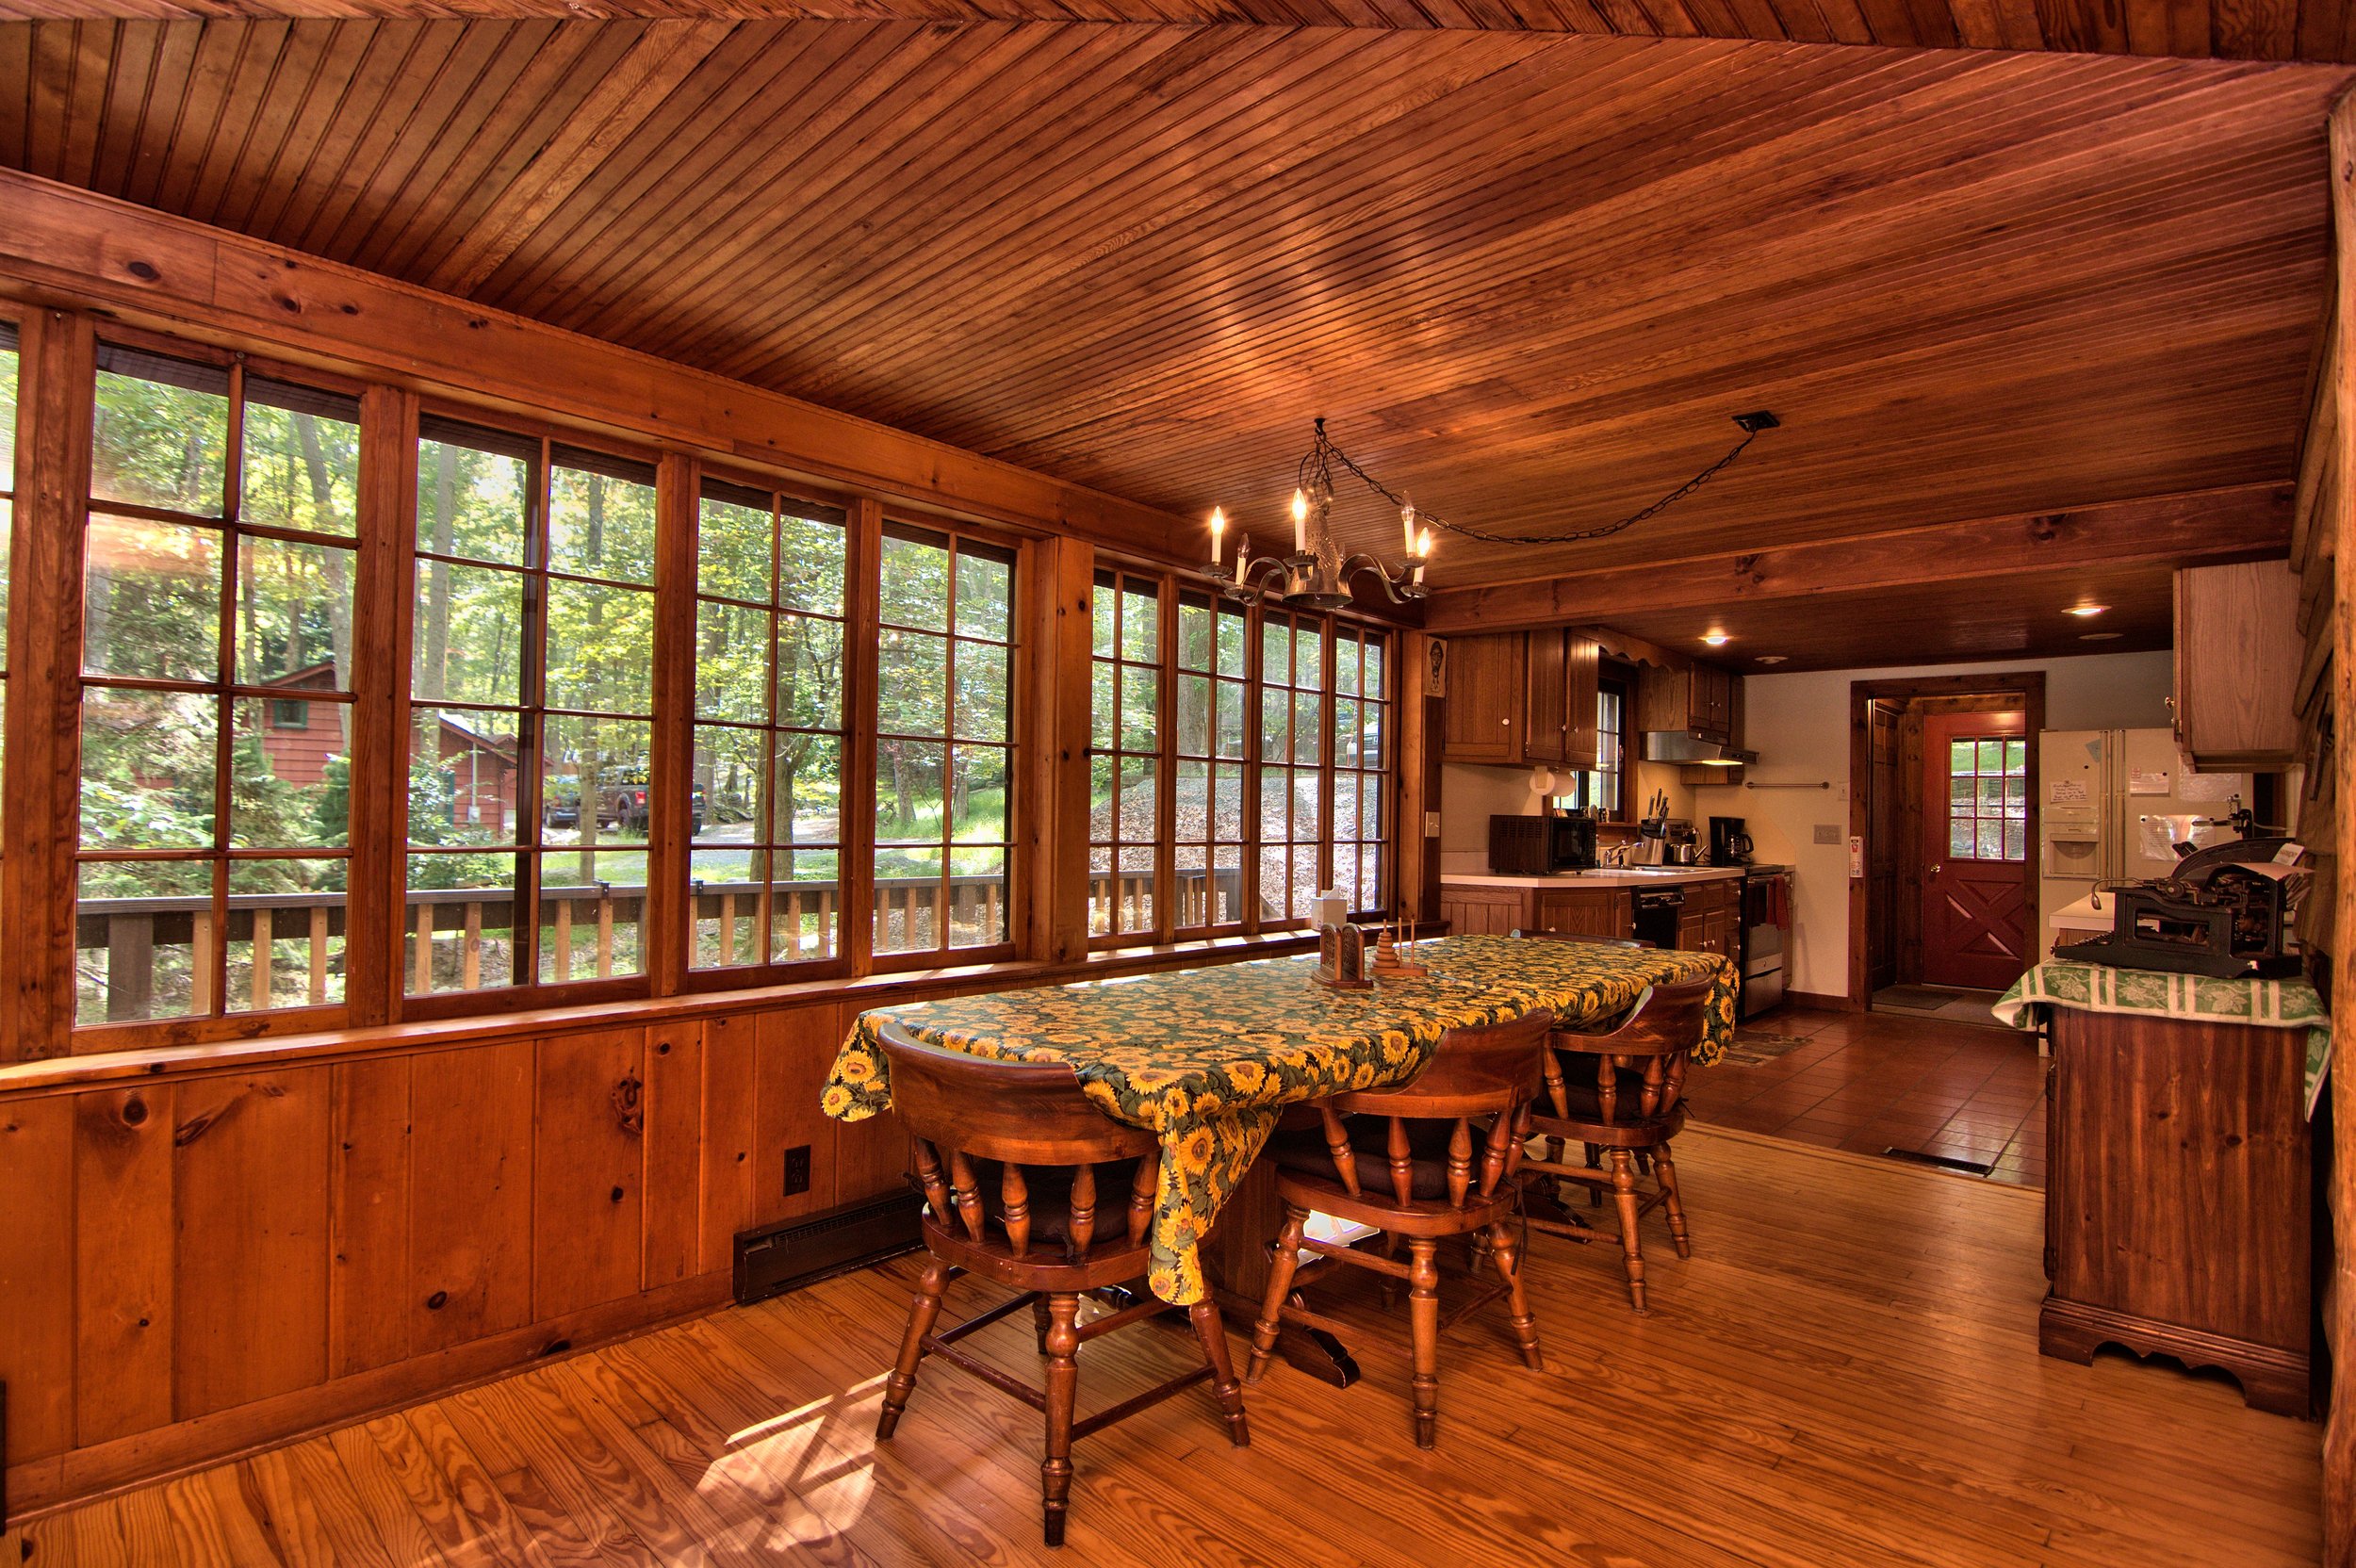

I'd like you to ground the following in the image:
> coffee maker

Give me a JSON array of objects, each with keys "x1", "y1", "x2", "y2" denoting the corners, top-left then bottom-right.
[{"x1": 1709, "y1": 815, "x2": 1754, "y2": 865}]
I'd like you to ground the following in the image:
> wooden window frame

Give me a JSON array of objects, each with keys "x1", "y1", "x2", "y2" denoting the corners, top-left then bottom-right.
[
  {"x1": 1595, "y1": 662, "x2": 1637, "y2": 825},
  {"x1": 866, "y1": 514, "x2": 1024, "y2": 973},
  {"x1": 1168, "y1": 583, "x2": 1252, "y2": 940},
  {"x1": 400, "y1": 404, "x2": 666, "y2": 1021},
  {"x1": 73, "y1": 336, "x2": 368, "y2": 1041},
  {"x1": 1087, "y1": 568, "x2": 1172, "y2": 946},
  {"x1": 678, "y1": 465, "x2": 858, "y2": 991}
]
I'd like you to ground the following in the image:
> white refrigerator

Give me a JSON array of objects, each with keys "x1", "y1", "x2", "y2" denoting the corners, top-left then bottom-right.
[{"x1": 2037, "y1": 728, "x2": 2250, "y2": 960}]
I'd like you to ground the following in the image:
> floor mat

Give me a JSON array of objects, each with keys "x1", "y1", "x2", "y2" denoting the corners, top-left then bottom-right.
[
  {"x1": 1716, "y1": 1031, "x2": 1812, "y2": 1068},
  {"x1": 1873, "y1": 984, "x2": 2009, "y2": 1028}
]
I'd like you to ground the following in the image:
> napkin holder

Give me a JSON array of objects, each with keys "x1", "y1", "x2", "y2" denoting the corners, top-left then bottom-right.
[{"x1": 1315, "y1": 923, "x2": 1372, "y2": 990}]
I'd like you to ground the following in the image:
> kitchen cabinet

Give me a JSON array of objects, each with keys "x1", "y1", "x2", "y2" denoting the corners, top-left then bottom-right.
[
  {"x1": 1443, "y1": 629, "x2": 1600, "y2": 770},
  {"x1": 2173, "y1": 562, "x2": 2299, "y2": 769},
  {"x1": 1532, "y1": 886, "x2": 1633, "y2": 941},
  {"x1": 1674, "y1": 877, "x2": 1737, "y2": 959},
  {"x1": 1637, "y1": 662, "x2": 1738, "y2": 744},
  {"x1": 1441, "y1": 632, "x2": 1526, "y2": 763}
]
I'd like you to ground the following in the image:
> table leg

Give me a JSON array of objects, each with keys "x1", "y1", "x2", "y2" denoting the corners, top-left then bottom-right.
[{"x1": 1199, "y1": 1149, "x2": 1359, "y2": 1388}]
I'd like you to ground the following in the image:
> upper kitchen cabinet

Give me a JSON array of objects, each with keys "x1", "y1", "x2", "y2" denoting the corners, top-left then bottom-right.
[
  {"x1": 1442, "y1": 629, "x2": 1599, "y2": 769},
  {"x1": 1637, "y1": 662, "x2": 1738, "y2": 743},
  {"x1": 1442, "y1": 632, "x2": 1528, "y2": 763},
  {"x1": 1524, "y1": 629, "x2": 1601, "y2": 772},
  {"x1": 2174, "y1": 562, "x2": 2300, "y2": 770}
]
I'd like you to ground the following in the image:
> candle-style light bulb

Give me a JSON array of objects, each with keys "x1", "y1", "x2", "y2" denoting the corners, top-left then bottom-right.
[
  {"x1": 1291, "y1": 489, "x2": 1308, "y2": 555},
  {"x1": 1209, "y1": 506, "x2": 1225, "y2": 567},
  {"x1": 1416, "y1": 526, "x2": 1432, "y2": 559},
  {"x1": 1401, "y1": 500, "x2": 1417, "y2": 555}
]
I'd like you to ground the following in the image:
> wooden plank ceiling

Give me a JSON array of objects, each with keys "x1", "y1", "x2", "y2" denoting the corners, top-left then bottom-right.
[
  {"x1": 5, "y1": 0, "x2": 2355, "y2": 66},
  {"x1": 0, "y1": 20, "x2": 2346, "y2": 664}
]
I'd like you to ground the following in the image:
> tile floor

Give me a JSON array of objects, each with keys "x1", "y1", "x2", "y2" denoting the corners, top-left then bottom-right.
[{"x1": 1692, "y1": 1003, "x2": 2048, "y2": 1188}]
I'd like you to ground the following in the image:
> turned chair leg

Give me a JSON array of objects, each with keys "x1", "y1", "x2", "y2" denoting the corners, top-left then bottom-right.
[
  {"x1": 1485, "y1": 1221, "x2": 1544, "y2": 1371},
  {"x1": 1655, "y1": 1138, "x2": 1693, "y2": 1259},
  {"x1": 1040, "y1": 1294, "x2": 1082, "y2": 1547},
  {"x1": 1408, "y1": 1239, "x2": 1442, "y2": 1449},
  {"x1": 877, "y1": 1255, "x2": 947, "y2": 1439},
  {"x1": 1188, "y1": 1300, "x2": 1251, "y2": 1448},
  {"x1": 1031, "y1": 1293, "x2": 1054, "y2": 1354},
  {"x1": 1380, "y1": 1229, "x2": 1401, "y2": 1309},
  {"x1": 1586, "y1": 1142, "x2": 1604, "y2": 1208},
  {"x1": 1247, "y1": 1205, "x2": 1310, "y2": 1383},
  {"x1": 1608, "y1": 1149, "x2": 1648, "y2": 1315}
]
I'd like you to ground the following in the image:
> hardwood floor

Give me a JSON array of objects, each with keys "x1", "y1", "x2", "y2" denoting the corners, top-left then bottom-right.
[
  {"x1": 1698, "y1": 1004, "x2": 2050, "y2": 1187},
  {"x1": 4, "y1": 1127, "x2": 2315, "y2": 1566}
]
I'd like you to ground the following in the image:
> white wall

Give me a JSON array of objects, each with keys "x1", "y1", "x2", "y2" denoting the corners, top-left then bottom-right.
[{"x1": 1684, "y1": 650, "x2": 2173, "y2": 997}]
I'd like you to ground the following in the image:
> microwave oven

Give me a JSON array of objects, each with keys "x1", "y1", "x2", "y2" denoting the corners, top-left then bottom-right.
[{"x1": 1488, "y1": 814, "x2": 1599, "y2": 875}]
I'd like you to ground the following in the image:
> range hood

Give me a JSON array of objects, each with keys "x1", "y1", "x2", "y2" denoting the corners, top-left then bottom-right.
[{"x1": 1642, "y1": 731, "x2": 1759, "y2": 767}]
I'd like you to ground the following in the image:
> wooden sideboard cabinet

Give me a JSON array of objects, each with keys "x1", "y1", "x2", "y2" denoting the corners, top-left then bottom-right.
[
  {"x1": 1438, "y1": 883, "x2": 1631, "y2": 939},
  {"x1": 2038, "y1": 1005, "x2": 2313, "y2": 1415},
  {"x1": 1441, "y1": 629, "x2": 1601, "y2": 771}
]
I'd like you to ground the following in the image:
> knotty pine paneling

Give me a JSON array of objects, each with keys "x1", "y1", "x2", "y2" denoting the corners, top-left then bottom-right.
[
  {"x1": 750, "y1": 1004, "x2": 844, "y2": 1228},
  {"x1": 532, "y1": 1027, "x2": 648, "y2": 1321},
  {"x1": 0, "y1": 1097, "x2": 75, "y2": 1464},
  {"x1": 170, "y1": 1070, "x2": 332, "y2": 1421},
  {"x1": 72, "y1": 1086, "x2": 174, "y2": 1448},
  {"x1": 639, "y1": 1020, "x2": 706, "y2": 1292},
  {"x1": 2, "y1": 999, "x2": 844, "y2": 1507},
  {"x1": 406, "y1": 1041, "x2": 535, "y2": 1357},
  {"x1": 329, "y1": 1056, "x2": 413, "y2": 1380}
]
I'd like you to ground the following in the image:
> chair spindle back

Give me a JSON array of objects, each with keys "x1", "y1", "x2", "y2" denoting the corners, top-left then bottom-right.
[{"x1": 1322, "y1": 1010, "x2": 1552, "y2": 1209}]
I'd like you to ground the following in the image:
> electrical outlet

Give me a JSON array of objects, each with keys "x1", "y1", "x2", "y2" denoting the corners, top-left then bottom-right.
[
  {"x1": 1813, "y1": 824, "x2": 1841, "y2": 845},
  {"x1": 783, "y1": 1143, "x2": 812, "y2": 1197}
]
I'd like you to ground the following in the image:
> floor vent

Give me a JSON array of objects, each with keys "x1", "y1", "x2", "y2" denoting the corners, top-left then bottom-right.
[
  {"x1": 734, "y1": 1188, "x2": 924, "y2": 1307},
  {"x1": 1880, "y1": 1147, "x2": 1994, "y2": 1177}
]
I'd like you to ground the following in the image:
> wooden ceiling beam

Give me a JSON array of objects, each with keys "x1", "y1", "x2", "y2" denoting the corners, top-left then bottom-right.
[{"x1": 1419, "y1": 482, "x2": 2293, "y2": 632}]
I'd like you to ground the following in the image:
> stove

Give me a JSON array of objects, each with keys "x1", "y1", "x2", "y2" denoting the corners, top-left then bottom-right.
[{"x1": 1734, "y1": 865, "x2": 1792, "y2": 1019}]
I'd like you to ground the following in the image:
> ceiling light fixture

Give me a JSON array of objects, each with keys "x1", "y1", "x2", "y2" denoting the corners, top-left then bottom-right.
[
  {"x1": 1701, "y1": 631, "x2": 1731, "y2": 647},
  {"x1": 1756, "y1": 654, "x2": 1787, "y2": 664},
  {"x1": 1208, "y1": 417, "x2": 1429, "y2": 609},
  {"x1": 2066, "y1": 604, "x2": 2108, "y2": 618},
  {"x1": 2079, "y1": 631, "x2": 2122, "y2": 642}
]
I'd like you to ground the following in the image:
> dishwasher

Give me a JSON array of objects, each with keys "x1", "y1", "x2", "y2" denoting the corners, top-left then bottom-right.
[{"x1": 1632, "y1": 885, "x2": 1684, "y2": 949}]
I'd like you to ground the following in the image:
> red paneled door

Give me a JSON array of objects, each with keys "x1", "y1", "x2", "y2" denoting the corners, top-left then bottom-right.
[{"x1": 1921, "y1": 710, "x2": 2031, "y2": 991}]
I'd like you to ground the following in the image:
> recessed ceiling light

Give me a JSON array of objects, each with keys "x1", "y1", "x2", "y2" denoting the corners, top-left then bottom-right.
[
  {"x1": 2066, "y1": 604, "x2": 2108, "y2": 618},
  {"x1": 1756, "y1": 655, "x2": 1787, "y2": 664},
  {"x1": 2079, "y1": 631, "x2": 2122, "y2": 642},
  {"x1": 1701, "y1": 631, "x2": 1730, "y2": 646}
]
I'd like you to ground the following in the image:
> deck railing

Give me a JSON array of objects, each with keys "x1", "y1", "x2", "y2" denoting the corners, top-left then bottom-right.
[{"x1": 74, "y1": 860, "x2": 1260, "y2": 1020}]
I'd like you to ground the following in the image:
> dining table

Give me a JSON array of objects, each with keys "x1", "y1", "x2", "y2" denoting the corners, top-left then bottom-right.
[{"x1": 823, "y1": 932, "x2": 1739, "y2": 1380}]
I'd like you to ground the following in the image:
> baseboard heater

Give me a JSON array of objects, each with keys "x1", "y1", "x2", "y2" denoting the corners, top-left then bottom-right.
[{"x1": 733, "y1": 1187, "x2": 924, "y2": 1306}]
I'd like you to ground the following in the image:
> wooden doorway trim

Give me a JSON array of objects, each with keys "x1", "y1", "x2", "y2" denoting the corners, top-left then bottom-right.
[{"x1": 1845, "y1": 671, "x2": 2048, "y2": 1010}]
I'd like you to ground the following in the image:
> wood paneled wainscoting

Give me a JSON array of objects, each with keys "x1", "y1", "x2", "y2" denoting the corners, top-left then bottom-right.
[{"x1": 0, "y1": 939, "x2": 1320, "y2": 1522}]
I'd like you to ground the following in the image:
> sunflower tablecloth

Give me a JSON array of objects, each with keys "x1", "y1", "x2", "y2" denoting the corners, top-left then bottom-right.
[{"x1": 823, "y1": 934, "x2": 1738, "y2": 1303}]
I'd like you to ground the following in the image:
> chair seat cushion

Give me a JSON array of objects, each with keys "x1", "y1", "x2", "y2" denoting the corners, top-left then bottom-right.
[{"x1": 1268, "y1": 1119, "x2": 1498, "y2": 1201}]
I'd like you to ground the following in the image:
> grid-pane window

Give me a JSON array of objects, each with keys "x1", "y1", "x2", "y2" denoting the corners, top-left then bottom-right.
[
  {"x1": 1255, "y1": 609, "x2": 1327, "y2": 924},
  {"x1": 691, "y1": 479, "x2": 848, "y2": 971},
  {"x1": 1331, "y1": 626, "x2": 1391, "y2": 914},
  {"x1": 1587, "y1": 678, "x2": 1627, "y2": 820},
  {"x1": 1172, "y1": 588, "x2": 1248, "y2": 931},
  {"x1": 874, "y1": 523, "x2": 1016, "y2": 956},
  {"x1": 407, "y1": 418, "x2": 657, "y2": 996},
  {"x1": 1088, "y1": 570, "x2": 1162, "y2": 939},
  {"x1": 76, "y1": 347, "x2": 360, "y2": 1023},
  {"x1": 1948, "y1": 737, "x2": 2028, "y2": 861}
]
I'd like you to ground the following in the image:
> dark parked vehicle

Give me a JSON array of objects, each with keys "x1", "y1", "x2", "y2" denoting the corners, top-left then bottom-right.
[{"x1": 543, "y1": 779, "x2": 704, "y2": 835}]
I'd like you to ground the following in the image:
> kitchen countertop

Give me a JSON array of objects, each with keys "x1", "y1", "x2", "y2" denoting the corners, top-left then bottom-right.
[{"x1": 1441, "y1": 867, "x2": 1748, "y2": 889}]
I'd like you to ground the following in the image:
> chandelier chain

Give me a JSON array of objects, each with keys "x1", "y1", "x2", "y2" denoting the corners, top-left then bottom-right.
[{"x1": 1310, "y1": 421, "x2": 1765, "y2": 547}]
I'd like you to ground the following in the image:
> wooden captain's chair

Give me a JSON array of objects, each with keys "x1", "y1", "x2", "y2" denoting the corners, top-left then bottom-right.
[
  {"x1": 1244, "y1": 1010, "x2": 1552, "y2": 1448},
  {"x1": 872, "y1": 1021, "x2": 1249, "y2": 1547}
]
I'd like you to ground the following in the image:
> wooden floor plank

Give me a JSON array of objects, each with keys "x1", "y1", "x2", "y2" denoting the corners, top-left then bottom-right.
[{"x1": 2, "y1": 1128, "x2": 2320, "y2": 1567}]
